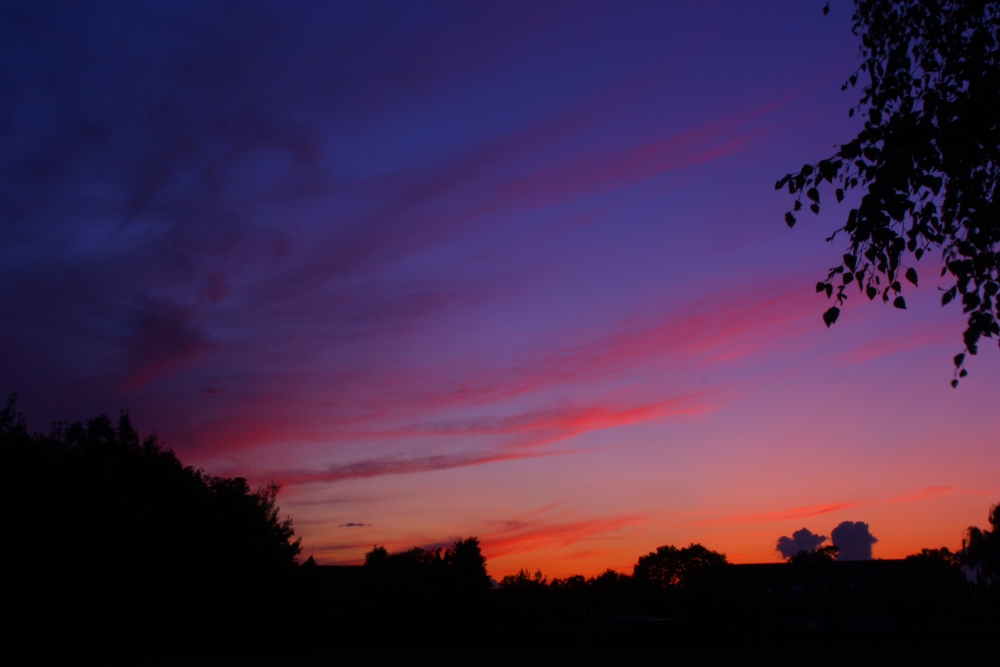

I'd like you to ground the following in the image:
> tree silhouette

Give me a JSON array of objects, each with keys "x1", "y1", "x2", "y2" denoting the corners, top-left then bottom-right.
[
  {"x1": 789, "y1": 545, "x2": 840, "y2": 563},
  {"x1": 445, "y1": 536, "x2": 492, "y2": 594},
  {"x1": 778, "y1": 1, "x2": 1000, "y2": 384},
  {"x1": 906, "y1": 546, "x2": 962, "y2": 567},
  {"x1": 6, "y1": 394, "x2": 999, "y2": 652},
  {"x1": 965, "y1": 501, "x2": 1000, "y2": 588},
  {"x1": 0, "y1": 395, "x2": 301, "y2": 655},
  {"x1": 363, "y1": 537, "x2": 489, "y2": 594},
  {"x1": 632, "y1": 543, "x2": 728, "y2": 589},
  {"x1": 500, "y1": 568, "x2": 549, "y2": 589}
]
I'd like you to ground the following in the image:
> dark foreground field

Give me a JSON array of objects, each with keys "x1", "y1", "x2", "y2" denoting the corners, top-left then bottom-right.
[{"x1": 135, "y1": 645, "x2": 997, "y2": 667}]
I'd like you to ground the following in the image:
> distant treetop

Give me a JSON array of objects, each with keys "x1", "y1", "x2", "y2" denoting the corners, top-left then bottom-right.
[{"x1": 632, "y1": 543, "x2": 728, "y2": 589}]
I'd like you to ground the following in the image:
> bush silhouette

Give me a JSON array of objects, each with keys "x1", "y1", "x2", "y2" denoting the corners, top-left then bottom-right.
[{"x1": 0, "y1": 395, "x2": 300, "y2": 656}]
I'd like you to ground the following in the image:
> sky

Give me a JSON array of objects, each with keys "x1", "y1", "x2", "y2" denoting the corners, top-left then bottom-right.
[{"x1": 2, "y1": 0, "x2": 999, "y2": 577}]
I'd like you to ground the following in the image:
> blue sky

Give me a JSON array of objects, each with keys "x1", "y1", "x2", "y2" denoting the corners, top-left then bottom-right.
[{"x1": 2, "y1": 1, "x2": 998, "y2": 575}]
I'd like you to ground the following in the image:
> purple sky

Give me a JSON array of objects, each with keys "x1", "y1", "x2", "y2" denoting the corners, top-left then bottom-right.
[{"x1": 3, "y1": 1, "x2": 998, "y2": 575}]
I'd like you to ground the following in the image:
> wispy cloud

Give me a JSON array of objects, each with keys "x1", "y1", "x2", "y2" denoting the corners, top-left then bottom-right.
[
  {"x1": 887, "y1": 486, "x2": 955, "y2": 503},
  {"x1": 684, "y1": 502, "x2": 860, "y2": 527},
  {"x1": 843, "y1": 324, "x2": 954, "y2": 365},
  {"x1": 257, "y1": 391, "x2": 712, "y2": 485},
  {"x1": 379, "y1": 393, "x2": 714, "y2": 443},
  {"x1": 164, "y1": 278, "x2": 812, "y2": 466},
  {"x1": 684, "y1": 486, "x2": 961, "y2": 528},
  {"x1": 277, "y1": 448, "x2": 570, "y2": 486},
  {"x1": 480, "y1": 514, "x2": 644, "y2": 560},
  {"x1": 0, "y1": 9, "x2": 810, "y2": 461}
]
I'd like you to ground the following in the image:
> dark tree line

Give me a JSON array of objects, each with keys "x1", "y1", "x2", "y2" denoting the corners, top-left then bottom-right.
[
  {"x1": 348, "y1": 538, "x2": 494, "y2": 646},
  {"x1": 3, "y1": 396, "x2": 999, "y2": 656},
  {"x1": 0, "y1": 395, "x2": 302, "y2": 657}
]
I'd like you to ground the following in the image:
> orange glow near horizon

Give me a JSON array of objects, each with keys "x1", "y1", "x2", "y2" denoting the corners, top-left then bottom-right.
[{"x1": 5, "y1": 2, "x2": 998, "y2": 583}]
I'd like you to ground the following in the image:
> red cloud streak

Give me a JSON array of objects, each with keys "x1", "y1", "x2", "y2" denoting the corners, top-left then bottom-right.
[
  {"x1": 186, "y1": 281, "x2": 816, "y2": 459},
  {"x1": 254, "y1": 392, "x2": 713, "y2": 486},
  {"x1": 683, "y1": 487, "x2": 960, "y2": 528},
  {"x1": 480, "y1": 515, "x2": 644, "y2": 560}
]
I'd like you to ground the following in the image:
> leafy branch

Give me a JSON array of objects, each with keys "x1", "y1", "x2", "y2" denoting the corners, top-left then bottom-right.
[{"x1": 781, "y1": 0, "x2": 1000, "y2": 385}]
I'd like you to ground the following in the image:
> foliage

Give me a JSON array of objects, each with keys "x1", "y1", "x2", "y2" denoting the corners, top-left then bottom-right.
[
  {"x1": 965, "y1": 501, "x2": 1000, "y2": 586},
  {"x1": 549, "y1": 574, "x2": 588, "y2": 590},
  {"x1": 0, "y1": 394, "x2": 300, "y2": 574},
  {"x1": 0, "y1": 394, "x2": 301, "y2": 653},
  {"x1": 789, "y1": 545, "x2": 840, "y2": 563},
  {"x1": 363, "y1": 537, "x2": 491, "y2": 594},
  {"x1": 632, "y1": 543, "x2": 728, "y2": 589},
  {"x1": 778, "y1": 0, "x2": 1000, "y2": 383},
  {"x1": 446, "y1": 536, "x2": 492, "y2": 592},
  {"x1": 906, "y1": 546, "x2": 963, "y2": 567},
  {"x1": 500, "y1": 568, "x2": 549, "y2": 589}
]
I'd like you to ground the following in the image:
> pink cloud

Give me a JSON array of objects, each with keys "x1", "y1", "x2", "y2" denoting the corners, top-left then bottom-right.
[
  {"x1": 381, "y1": 393, "x2": 714, "y2": 441},
  {"x1": 684, "y1": 486, "x2": 963, "y2": 528},
  {"x1": 89, "y1": 83, "x2": 820, "y2": 464},
  {"x1": 843, "y1": 323, "x2": 954, "y2": 365},
  {"x1": 480, "y1": 514, "x2": 643, "y2": 560},
  {"x1": 492, "y1": 127, "x2": 762, "y2": 210},
  {"x1": 269, "y1": 448, "x2": 569, "y2": 486},
  {"x1": 489, "y1": 85, "x2": 811, "y2": 211},
  {"x1": 684, "y1": 502, "x2": 861, "y2": 527},
  {"x1": 366, "y1": 284, "x2": 814, "y2": 418},
  {"x1": 284, "y1": 85, "x2": 798, "y2": 296},
  {"x1": 302, "y1": 510, "x2": 643, "y2": 567},
  {"x1": 249, "y1": 392, "x2": 712, "y2": 486},
  {"x1": 178, "y1": 281, "x2": 816, "y2": 461},
  {"x1": 887, "y1": 486, "x2": 955, "y2": 503}
]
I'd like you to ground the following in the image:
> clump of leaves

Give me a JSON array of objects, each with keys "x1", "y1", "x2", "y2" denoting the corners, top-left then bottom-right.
[{"x1": 779, "y1": 1, "x2": 1000, "y2": 385}]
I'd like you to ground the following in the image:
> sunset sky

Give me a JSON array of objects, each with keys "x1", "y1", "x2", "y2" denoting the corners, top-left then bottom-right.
[{"x1": 3, "y1": 0, "x2": 999, "y2": 577}]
